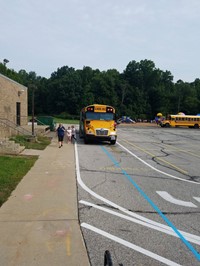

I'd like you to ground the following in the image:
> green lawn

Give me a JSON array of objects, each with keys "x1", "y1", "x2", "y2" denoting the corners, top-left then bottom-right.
[
  {"x1": 9, "y1": 135, "x2": 51, "y2": 149},
  {"x1": 0, "y1": 155, "x2": 38, "y2": 207},
  {"x1": 54, "y1": 118, "x2": 79, "y2": 125},
  {"x1": 0, "y1": 135, "x2": 51, "y2": 207},
  {"x1": 0, "y1": 119, "x2": 79, "y2": 207}
]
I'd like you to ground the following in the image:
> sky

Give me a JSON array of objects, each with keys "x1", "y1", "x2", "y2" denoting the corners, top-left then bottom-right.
[{"x1": 0, "y1": 0, "x2": 200, "y2": 82}]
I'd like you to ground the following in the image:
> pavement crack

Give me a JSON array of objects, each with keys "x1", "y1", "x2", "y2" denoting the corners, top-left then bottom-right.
[{"x1": 130, "y1": 210, "x2": 200, "y2": 215}]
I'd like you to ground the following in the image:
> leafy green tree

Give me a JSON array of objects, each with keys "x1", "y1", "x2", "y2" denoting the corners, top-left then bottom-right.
[
  {"x1": 1, "y1": 59, "x2": 200, "y2": 120},
  {"x1": 90, "y1": 70, "x2": 118, "y2": 107},
  {"x1": 47, "y1": 66, "x2": 83, "y2": 115},
  {"x1": 174, "y1": 80, "x2": 199, "y2": 115}
]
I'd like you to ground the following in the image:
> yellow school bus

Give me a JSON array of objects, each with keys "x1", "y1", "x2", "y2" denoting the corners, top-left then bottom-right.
[
  {"x1": 79, "y1": 104, "x2": 117, "y2": 144},
  {"x1": 160, "y1": 114, "x2": 200, "y2": 128}
]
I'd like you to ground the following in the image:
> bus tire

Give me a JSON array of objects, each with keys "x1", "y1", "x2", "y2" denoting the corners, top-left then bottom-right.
[
  {"x1": 165, "y1": 123, "x2": 170, "y2": 128},
  {"x1": 84, "y1": 137, "x2": 89, "y2": 144},
  {"x1": 110, "y1": 140, "x2": 116, "y2": 145},
  {"x1": 194, "y1": 124, "x2": 199, "y2": 129}
]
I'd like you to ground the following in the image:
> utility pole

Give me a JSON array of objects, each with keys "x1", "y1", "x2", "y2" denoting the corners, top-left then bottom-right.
[{"x1": 29, "y1": 84, "x2": 37, "y2": 136}]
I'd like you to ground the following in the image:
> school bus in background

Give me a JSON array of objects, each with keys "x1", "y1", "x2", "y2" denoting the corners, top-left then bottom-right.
[
  {"x1": 160, "y1": 114, "x2": 200, "y2": 128},
  {"x1": 79, "y1": 104, "x2": 117, "y2": 144}
]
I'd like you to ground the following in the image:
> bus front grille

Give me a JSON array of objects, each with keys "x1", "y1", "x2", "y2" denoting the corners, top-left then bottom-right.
[{"x1": 96, "y1": 129, "x2": 108, "y2": 136}]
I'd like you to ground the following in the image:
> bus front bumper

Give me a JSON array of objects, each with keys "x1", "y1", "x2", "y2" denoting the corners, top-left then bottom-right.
[{"x1": 85, "y1": 133, "x2": 117, "y2": 142}]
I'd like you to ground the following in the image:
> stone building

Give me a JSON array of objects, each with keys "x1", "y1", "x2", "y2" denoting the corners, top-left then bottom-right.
[{"x1": 0, "y1": 73, "x2": 28, "y2": 139}]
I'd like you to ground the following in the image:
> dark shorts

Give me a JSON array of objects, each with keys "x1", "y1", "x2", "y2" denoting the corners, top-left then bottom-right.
[{"x1": 58, "y1": 135, "x2": 64, "y2": 141}]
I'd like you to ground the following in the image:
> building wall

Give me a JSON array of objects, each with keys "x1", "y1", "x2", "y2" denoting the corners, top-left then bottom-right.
[{"x1": 0, "y1": 74, "x2": 28, "y2": 138}]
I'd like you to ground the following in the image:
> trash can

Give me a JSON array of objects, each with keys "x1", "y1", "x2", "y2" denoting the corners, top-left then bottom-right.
[{"x1": 37, "y1": 116, "x2": 56, "y2": 131}]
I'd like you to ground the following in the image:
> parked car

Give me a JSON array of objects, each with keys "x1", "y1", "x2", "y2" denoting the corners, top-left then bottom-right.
[{"x1": 117, "y1": 116, "x2": 136, "y2": 124}]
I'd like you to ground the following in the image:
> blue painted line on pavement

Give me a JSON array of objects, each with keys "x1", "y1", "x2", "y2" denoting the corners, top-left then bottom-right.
[{"x1": 101, "y1": 145, "x2": 200, "y2": 261}]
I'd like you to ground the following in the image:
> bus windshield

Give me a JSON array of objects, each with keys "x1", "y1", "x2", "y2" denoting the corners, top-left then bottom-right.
[{"x1": 86, "y1": 112, "x2": 114, "y2": 120}]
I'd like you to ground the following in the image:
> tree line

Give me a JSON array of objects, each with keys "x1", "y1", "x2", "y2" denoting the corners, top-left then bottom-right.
[{"x1": 1, "y1": 60, "x2": 200, "y2": 120}]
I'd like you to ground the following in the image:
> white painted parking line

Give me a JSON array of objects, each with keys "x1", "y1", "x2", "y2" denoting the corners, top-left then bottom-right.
[
  {"x1": 75, "y1": 143, "x2": 200, "y2": 261},
  {"x1": 157, "y1": 191, "x2": 198, "y2": 208},
  {"x1": 80, "y1": 200, "x2": 200, "y2": 245},
  {"x1": 193, "y1": 197, "x2": 200, "y2": 203},
  {"x1": 117, "y1": 141, "x2": 200, "y2": 185},
  {"x1": 81, "y1": 223, "x2": 181, "y2": 266}
]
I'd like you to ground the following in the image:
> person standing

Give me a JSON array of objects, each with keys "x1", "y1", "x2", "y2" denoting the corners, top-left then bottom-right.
[
  {"x1": 66, "y1": 126, "x2": 72, "y2": 143},
  {"x1": 56, "y1": 123, "x2": 65, "y2": 148},
  {"x1": 71, "y1": 125, "x2": 77, "y2": 143}
]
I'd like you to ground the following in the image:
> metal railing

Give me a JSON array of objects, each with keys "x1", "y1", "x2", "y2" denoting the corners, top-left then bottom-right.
[{"x1": 0, "y1": 118, "x2": 32, "y2": 136}]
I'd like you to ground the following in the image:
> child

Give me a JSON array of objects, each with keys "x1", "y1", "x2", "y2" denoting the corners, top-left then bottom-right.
[
  {"x1": 66, "y1": 126, "x2": 72, "y2": 143},
  {"x1": 71, "y1": 125, "x2": 77, "y2": 143}
]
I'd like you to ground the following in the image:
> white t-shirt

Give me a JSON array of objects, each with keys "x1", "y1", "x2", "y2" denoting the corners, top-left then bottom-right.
[{"x1": 66, "y1": 128, "x2": 72, "y2": 137}]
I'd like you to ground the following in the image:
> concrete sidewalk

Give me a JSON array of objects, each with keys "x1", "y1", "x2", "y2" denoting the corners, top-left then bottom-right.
[{"x1": 0, "y1": 135, "x2": 90, "y2": 266}]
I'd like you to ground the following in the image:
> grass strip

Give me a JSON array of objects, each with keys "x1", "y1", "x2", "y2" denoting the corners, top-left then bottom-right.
[
  {"x1": 0, "y1": 155, "x2": 38, "y2": 207},
  {"x1": 9, "y1": 135, "x2": 51, "y2": 150}
]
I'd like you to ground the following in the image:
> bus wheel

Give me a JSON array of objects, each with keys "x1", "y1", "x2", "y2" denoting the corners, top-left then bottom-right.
[
  {"x1": 84, "y1": 137, "x2": 89, "y2": 144},
  {"x1": 194, "y1": 124, "x2": 199, "y2": 129},
  {"x1": 110, "y1": 140, "x2": 116, "y2": 145}
]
